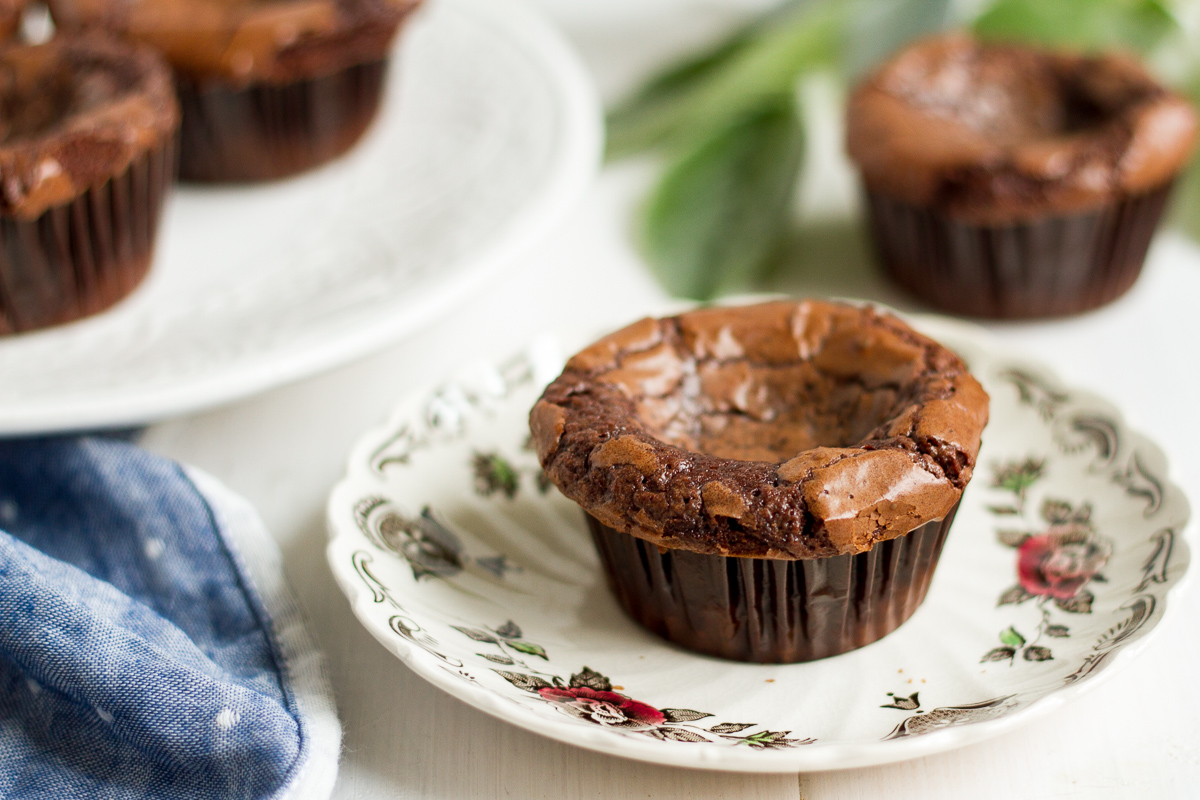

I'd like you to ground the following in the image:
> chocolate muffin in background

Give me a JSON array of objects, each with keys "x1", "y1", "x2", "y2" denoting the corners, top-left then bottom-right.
[
  {"x1": 0, "y1": 34, "x2": 178, "y2": 335},
  {"x1": 49, "y1": 0, "x2": 423, "y2": 182},
  {"x1": 530, "y1": 300, "x2": 989, "y2": 663},
  {"x1": 848, "y1": 34, "x2": 1198, "y2": 320}
]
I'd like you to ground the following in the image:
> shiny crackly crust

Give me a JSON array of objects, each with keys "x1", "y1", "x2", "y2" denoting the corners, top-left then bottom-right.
[
  {"x1": 48, "y1": 0, "x2": 422, "y2": 85},
  {"x1": 0, "y1": 35, "x2": 179, "y2": 219},
  {"x1": 846, "y1": 33, "x2": 1199, "y2": 223},
  {"x1": 530, "y1": 301, "x2": 989, "y2": 560}
]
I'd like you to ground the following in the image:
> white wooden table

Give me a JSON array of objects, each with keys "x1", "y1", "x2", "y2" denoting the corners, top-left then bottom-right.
[{"x1": 143, "y1": 4, "x2": 1200, "y2": 796}]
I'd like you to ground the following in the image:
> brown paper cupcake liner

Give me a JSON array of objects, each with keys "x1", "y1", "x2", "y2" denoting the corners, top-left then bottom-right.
[
  {"x1": 177, "y1": 59, "x2": 388, "y2": 183},
  {"x1": 864, "y1": 184, "x2": 1174, "y2": 319},
  {"x1": 0, "y1": 139, "x2": 175, "y2": 335},
  {"x1": 587, "y1": 503, "x2": 958, "y2": 664}
]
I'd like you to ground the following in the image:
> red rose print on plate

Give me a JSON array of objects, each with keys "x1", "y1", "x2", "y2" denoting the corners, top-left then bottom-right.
[
  {"x1": 984, "y1": 476, "x2": 1113, "y2": 665},
  {"x1": 538, "y1": 686, "x2": 666, "y2": 730},
  {"x1": 1017, "y1": 526, "x2": 1112, "y2": 601},
  {"x1": 490, "y1": 663, "x2": 812, "y2": 749}
]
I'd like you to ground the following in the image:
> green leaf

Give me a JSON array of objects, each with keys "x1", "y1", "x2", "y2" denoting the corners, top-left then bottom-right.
[
  {"x1": 992, "y1": 459, "x2": 1045, "y2": 496},
  {"x1": 508, "y1": 640, "x2": 548, "y2": 660},
  {"x1": 605, "y1": 17, "x2": 764, "y2": 159},
  {"x1": 735, "y1": 730, "x2": 805, "y2": 750},
  {"x1": 569, "y1": 667, "x2": 612, "y2": 692},
  {"x1": 642, "y1": 98, "x2": 806, "y2": 300},
  {"x1": 973, "y1": 0, "x2": 1178, "y2": 53},
  {"x1": 494, "y1": 620, "x2": 522, "y2": 640},
  {"x1": 477, "y1": 653, "x2": 515, "y2": 665},
  {"x1": 648, "y1": 727, "x2": 710, "y2": 743},
  {"x1": 999, "y1": 626, "x2": 1027, "y2": 648},
  {"x1": 1055, "y1": 589, "x2": 1095, "y2": 614},
  {"x1": 996, "y1": 529, "x2": 1031, "y2": 548},
  {"x1": 881, "y1": 692, "x2": 920, "y2": 710},
  {"x1": 998, "y1": 585, "x2": 1032, "y2": 606},
  {"x1": 982, "y1": 646, "x2": 1017, "y2": 663},
  {"x1": 453, "y1": 626, "x2": 500, "y2": 645},
  {"x1": 608, "y1": 0, "x2": 845, "y2": 160},
  {"x1": 472, "y1": 452, "x2": 520, "y2": 500},
  {"x1": 475, "y1": 556, "x2": 516, "y2": 579},
  {"x1": 1040, "y1": 498, "x2": 1074, "y2": 525},
  {"x1": 661, "y1": 708, "x2": 713, "y2": 723},
  {"x1": 668, "y1": 4, "x2": 844, "y2": 138},
  {"x1": 493, "y1": 670, "x2": 552, "y2": 693},
  {"x1": 1023, "y1": 645, "x2": 1054, "y2": 662}
]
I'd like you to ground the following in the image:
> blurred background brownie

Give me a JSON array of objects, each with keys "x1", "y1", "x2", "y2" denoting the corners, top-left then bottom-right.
[
  {"x1": 0, "y1": 34, "x2": 178, "y2": 335},
  {"x1": 848, "y1": 34, "x2": 1198, "y2": 319},
  {"x1": 531, "y1": 300, "x2": 989, "y2": 663},
  {"x1": 49, "y1": 0, "x2": 423, "y2": 182},
  {"x1": 0, "y1": 0, "x2": 25, "y2": 40}
]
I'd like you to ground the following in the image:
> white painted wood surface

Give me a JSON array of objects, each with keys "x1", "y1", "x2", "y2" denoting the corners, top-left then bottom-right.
[{"x1": 143, "y1": 4, "x2": 1198, "y2": 796}]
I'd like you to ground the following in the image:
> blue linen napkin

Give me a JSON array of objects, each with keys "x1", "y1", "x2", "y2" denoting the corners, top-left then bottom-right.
[{"x1": 0, "y1": 436, "x2": 340, "y2": 800}]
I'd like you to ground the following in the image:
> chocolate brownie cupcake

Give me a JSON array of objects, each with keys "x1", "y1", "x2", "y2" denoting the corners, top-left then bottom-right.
[
  {"x1": 49, "y1": 0, "x2": 422, "y2": 182},
  {"x1": 848, "y1": 34, "x2": 1198, "y2": 319},
  {"x1": 530, "y1": 300, "x2": 989, "y2": 663},
  {"x1": 0, "y1": 34, "x2": 178, "y2": 335}
]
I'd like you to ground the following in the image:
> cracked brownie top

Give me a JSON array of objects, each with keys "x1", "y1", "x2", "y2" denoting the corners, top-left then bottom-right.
[
  {"x1": 47, "y1": 0, "x2": 422, "y2": 85},
  {"x1": 530, "y1": 300, "x2": 989, "y2": 559},
  {"x1": 0, "y1": 34, "x2": 178, "y2": 218},
  {"x1": 847, "y1": 34, "x2": 1198, "y2": 223}
]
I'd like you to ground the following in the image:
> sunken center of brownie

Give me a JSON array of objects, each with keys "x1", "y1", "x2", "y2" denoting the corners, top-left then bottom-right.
[
  {"x1": 635, "y1": 359, "x2": 918, "y2": 464},
  {"x1": 885, "y1": 46, "x2": 1134, "y2": 148},
  {"x1": 580, "y1": 303, "x2": 936, "y2": 465}
]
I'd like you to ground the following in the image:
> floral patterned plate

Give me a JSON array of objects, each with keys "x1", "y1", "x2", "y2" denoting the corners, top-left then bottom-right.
[{"x1": 325, "y1": 311, "x2": 1191, "y2": 771}]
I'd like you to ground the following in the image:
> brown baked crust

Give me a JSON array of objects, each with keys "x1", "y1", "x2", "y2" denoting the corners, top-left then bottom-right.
[
  {"x1": 0, "y1": 0, "x2": 25, "y2": 40},
  {"x1": 531, "y1": 301, "x2": 989, "y2": 560},
  {"x1": 0, "y1": 34, "x2": 179, "y2": 219},
  {"x1": 48, "y1": 0, "x2": 422, "y2": 85},
  {"x1": 847, "y1": 33, "x2": 1198, "y2": 223}
]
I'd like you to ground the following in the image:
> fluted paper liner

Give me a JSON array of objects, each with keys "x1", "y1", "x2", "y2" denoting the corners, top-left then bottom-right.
[
  {"x1": 177, "y1": 59, "x2": 388, "y2": 182},
  {"x1": 588, "y1": 504, "x2": 958, "y2": 663},
  {"x1": 0, "y1": 140, "x2": 175, "y2": 335},
  {"x1": 864, "y1": 185, "x2": 1174, "y2": 319}
]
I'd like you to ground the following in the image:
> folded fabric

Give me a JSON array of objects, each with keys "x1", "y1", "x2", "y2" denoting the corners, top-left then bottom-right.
[{"x1": 0, "y1": 436, "x2": 340, "y2": 800}]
